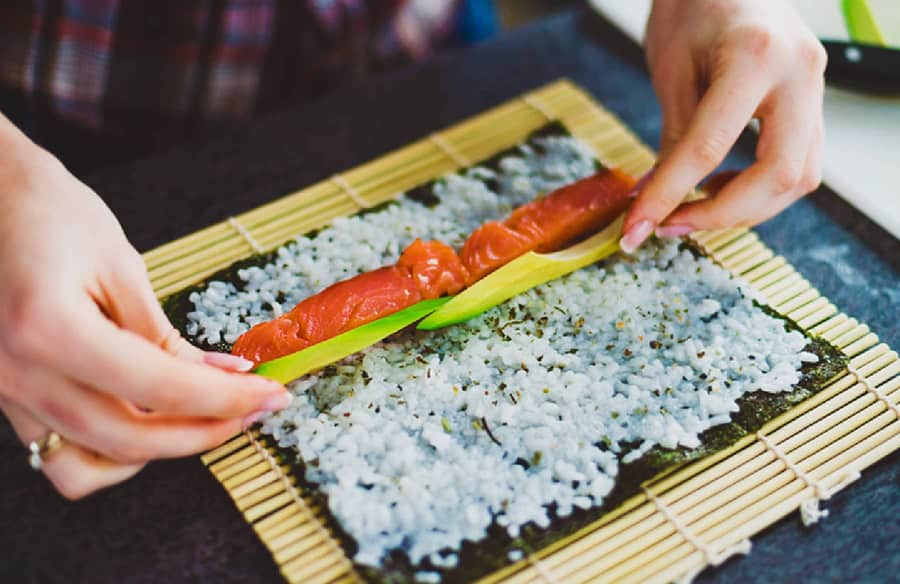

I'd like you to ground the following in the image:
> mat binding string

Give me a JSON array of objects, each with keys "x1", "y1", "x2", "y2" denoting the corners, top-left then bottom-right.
[
  {"x1": 245, "y1": 431, "x2": 356, "y2": 577},
  {"x1": 643, "y1": 486, "x2": 752, "y2": 583},
  {"x1": 848, "y1": 362, "x2": 900, "y2": 421},
  {"x1": 756, "y1": 432, "x2": 860, "y2": 526},
  {"x1": 331, "y1": 174, "x2": 371, "y2": 209},
  {"x1": 227, "y1": 216, "x2": 264, "y2": 254},
  {"x1": 526, "y1": 552, "x2": 558, "y2": 584},
  {"x1": 429, "y1": 133, "x2": 470, "y2": 167},
  {"x1": 522, "y1": 94, "x2": 556, "y2": 121},
  {"x1": 153, "y1": 80, "x2": 900, "y2": 584}
]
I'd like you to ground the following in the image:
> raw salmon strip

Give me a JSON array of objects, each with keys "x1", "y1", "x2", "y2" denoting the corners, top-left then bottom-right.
[
  {"x1": 460, "y1": 168, "x2": 636, "y2": 284},
  {"x1": 232, "y1": 169, "x2": 634, "y2": 364},
  {"x1": 459, "y1": 222, "x2": 539, "y2": 284},
  {"x1": 232, "y1": 240, "x2": 468, "y2": 363}
]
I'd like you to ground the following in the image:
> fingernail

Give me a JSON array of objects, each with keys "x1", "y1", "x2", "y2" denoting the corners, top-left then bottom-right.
[
  {"x1": 261, "y1": 391, "x2": 293, "y2": 412},
  {"x1": 204, "y1": 352, "x2": 255, "y2": 372},
  {"x1": 619, "y1": 219, "x2": 654, "y2": 254},
  {"x1": 628, "y1": 167, "x2": 656, "y2": 198},
  {"x1": 655, "y1": 224, "x2": 693, "y2": 238},
  {"x1": 242, "y1": 410, "x2": 266, "y2": 429}
]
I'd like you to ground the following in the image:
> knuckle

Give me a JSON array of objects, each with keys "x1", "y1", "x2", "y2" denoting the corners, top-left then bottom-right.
[
  {"x1": 151, "y1": 383, "x2": 186, "y2": 413},
  {"x1": 799, "y1": 41, "x2": 828, "y2": 74},
  {"x1": 658, "y1": 189, "x2": 687, "y2": 210},
  {"x1": 799, "y1": 170, "x2": 822, "y2": 194},
  {"x1": 1, "y1": 294, "x2": 50, "y2": 360},
  {"x1": 771, "y1": 161, "x2": 804, "y2": 193},
  {"x1": 224, "y1": 388, "x2": 254, "y2": 417},
  {"x1": 689, "y1": 133, "x2": 729, "y2": 168},
  {"x1": 660, "y1": 124, "x2": 687, "y2": 157},
  {"x1": 733, "y1": 25, "x2": 776, "y2": 63}
]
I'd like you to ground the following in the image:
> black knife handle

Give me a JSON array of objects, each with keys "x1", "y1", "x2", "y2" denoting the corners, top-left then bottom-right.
[{"x1": 822, "y1": 40, "x2": 900, "y2": 94}]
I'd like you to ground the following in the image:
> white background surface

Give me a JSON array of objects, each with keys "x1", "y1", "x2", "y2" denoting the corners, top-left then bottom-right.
[{"x1": 589, "y1": 0, "x2": 900, "y2": 240}]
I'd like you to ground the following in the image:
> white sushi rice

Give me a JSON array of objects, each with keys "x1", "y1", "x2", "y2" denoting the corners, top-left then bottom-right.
[
  {"x1": 258, "y1": 240, "x2": 817, "y2": 569},
  {"x1": 184, "y1": 134, "x2": 817, "y2": 574},
  {"x1": 185, "y1": 136, "x2": 597, "y2": 345}
]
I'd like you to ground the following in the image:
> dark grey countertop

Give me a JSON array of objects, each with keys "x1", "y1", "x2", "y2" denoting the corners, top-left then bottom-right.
[{"x1": 1, "y1": 7, "x2": 897, "y2": 583}]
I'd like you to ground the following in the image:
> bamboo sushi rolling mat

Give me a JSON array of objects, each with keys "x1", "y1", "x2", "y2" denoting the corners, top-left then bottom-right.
[{"x1": 143, "y1": 79, "x2": 900, "y2": 584}]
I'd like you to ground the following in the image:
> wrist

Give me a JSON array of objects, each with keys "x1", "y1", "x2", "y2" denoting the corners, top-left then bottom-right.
[{"x1": 0, "y1": 113, "x2": 59, "y2": 185}]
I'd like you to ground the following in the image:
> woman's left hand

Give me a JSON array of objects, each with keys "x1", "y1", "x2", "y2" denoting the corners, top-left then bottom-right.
[{"x1": 621, "y1": 0, "x2": 828, "y2": 252}]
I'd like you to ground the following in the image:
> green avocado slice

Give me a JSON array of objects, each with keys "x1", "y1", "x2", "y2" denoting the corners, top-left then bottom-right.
[
  {"x1": 418, "y1": 214, "x2": 625, "y2": 330},
  {"x1": 253, "y1": 296, "x2": 452, "y2": 383}
]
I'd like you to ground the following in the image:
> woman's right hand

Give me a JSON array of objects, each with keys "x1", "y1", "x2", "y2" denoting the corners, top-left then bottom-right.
[
  {"x1": 621, "y1": 0, "x2": 827, "y2": 251},
  {"x1": 0, "y1": 116, "x2": 291, "y2": 499}
]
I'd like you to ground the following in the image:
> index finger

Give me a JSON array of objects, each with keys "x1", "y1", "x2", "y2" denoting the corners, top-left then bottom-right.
[
  {"x1": 621, "y1": 62, "x2": 770, "y2": 252},
  {"x1": 42, "y1": 299, "x2": 288, "y2": 419}
]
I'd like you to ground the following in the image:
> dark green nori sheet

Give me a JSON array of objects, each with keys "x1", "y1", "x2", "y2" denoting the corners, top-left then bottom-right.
[
  {"x1": 163, "y1": 251, "x2": 279, "y2": 353},
  {"x1": 160, "y1": 124, "x2": 848, "y2": 583},
  {"x1": 161, "y1": 121, "x2": 576, "y2": 352}
]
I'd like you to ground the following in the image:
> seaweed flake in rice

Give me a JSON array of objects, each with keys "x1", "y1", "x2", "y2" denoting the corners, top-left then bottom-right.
[
  {"x1": 258, "y1": 236, "x2": 816, "y2": 570},
  {"x1": 181, "y1": 131, "x2": 822, "y2": 578},
  {"x1": 184, "y1": 136, "x2": 597, "y2": 346}
]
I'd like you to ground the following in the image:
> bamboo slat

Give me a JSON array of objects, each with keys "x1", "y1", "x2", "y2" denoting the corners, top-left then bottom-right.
[{"x1": 144, "y1": 79, "x2": 899, "y2": 584}]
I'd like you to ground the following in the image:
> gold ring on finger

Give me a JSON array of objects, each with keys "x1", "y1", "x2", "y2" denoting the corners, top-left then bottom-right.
[{"x1": 28, "y1": 430, "x2": 64, "y2": 471}]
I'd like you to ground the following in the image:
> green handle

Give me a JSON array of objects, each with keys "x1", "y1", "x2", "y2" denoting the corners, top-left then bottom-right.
[{"x1": 843, "y1": 0, "x2": 886, "y2": 45}]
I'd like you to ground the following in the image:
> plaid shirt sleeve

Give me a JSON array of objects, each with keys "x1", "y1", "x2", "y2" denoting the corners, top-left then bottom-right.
[{"x1": 0, "y1": 0, "x2": 461, "y2": 139}]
